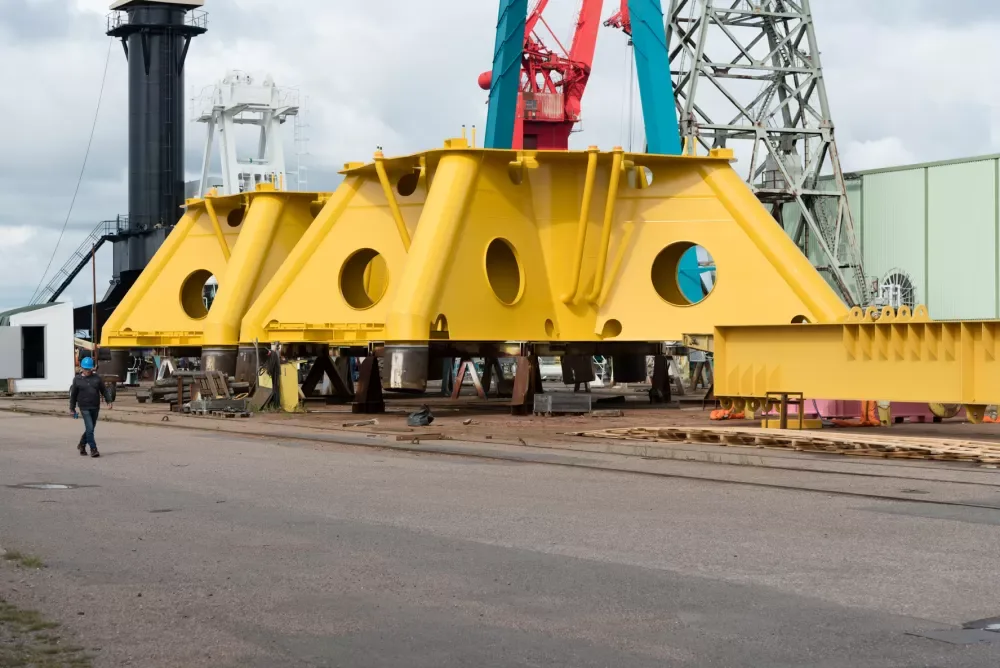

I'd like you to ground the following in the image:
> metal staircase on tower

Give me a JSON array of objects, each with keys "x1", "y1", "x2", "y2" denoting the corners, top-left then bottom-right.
[{"x1": 31, "y1": 217, "x2": 128, "y2": 305}]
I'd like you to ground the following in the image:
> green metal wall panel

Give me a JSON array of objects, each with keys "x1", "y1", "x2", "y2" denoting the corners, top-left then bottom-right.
[
  {"x1": 861, "y1": 169, "x2": 926, "y2": 304},
  {"x1": 927, "y1": 160, "x2": 997, "y2": 319},
  {"x1": 753, "y1": 155, "x2": 1000, "y2": 318}
]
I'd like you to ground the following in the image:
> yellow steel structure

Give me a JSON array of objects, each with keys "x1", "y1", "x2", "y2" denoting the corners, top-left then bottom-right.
[
  {"x1": 239, "y1": 139, "x2": 844, "y2": 347},
  {"x1": 715, "y1": 305, "x2": 1000, "y2": 423},
  {"x1": 101, "y1": 185, "x2": 320, "y2": 349},
  {"x1": 103, "y1": 138, "x2": 1000, "y2": 420}
]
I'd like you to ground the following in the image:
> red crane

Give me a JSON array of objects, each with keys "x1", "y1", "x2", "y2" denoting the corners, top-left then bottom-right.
[
  {"x1": 603, "y1": 0, "x2": 631, "y2": 35},
  {"x1": 479, "y1": 0, "x2": 605, "y2": 150}
]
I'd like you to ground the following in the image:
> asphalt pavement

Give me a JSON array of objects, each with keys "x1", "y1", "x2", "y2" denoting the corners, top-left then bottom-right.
[{"x1": 1, "y1": 411, "x2": 999, "y2": 667}]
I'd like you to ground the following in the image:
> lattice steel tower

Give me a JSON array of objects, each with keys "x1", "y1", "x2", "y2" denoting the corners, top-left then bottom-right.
[{"x1": 666, "y1": 0, "x2": 868, "y2": 305}]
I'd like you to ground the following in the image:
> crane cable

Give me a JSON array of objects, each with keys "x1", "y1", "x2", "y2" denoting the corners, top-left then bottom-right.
[{"x1": 31, "y1": 37, "x2": 114, "y2": 304}]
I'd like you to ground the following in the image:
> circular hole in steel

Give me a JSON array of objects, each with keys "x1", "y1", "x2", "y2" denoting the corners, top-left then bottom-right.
[
  {"x1": 340, "y1": 249, "x2": 389, "y2": 310},
  {"x1": 397, "y1": 171, "x2": 419, "y2": 197},
  {"x1": 226, "y1": 207, "x2": 246, "y2": 227},
  {"x1": 485, "y1": 238, "x2": 523, "y2": 306},
  {"x1": 651, "y1": 242, "x2": 716, "y2": 306},
  {"x1": 179, "y1": 269, "x2": 216, "y2": 320}
]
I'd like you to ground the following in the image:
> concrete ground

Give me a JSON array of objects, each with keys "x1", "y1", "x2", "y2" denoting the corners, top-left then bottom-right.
[{"x1": 2, "y1": 410, "x2": 1000, "y2": 667}]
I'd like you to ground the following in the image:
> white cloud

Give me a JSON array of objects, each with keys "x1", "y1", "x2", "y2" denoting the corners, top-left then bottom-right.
[{"x1": 840, "y1": 137, "x2": 918, "y2": 172}]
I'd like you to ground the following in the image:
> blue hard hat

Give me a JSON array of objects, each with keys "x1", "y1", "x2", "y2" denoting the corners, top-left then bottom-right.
[{"x1": 80, "y1": 357, "x2": 95, "y2": 370}]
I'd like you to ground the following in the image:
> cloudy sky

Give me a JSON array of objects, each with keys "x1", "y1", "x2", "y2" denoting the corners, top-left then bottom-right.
[{"x1": 1, "y1": 0, "x2": 997, "y2": 311}]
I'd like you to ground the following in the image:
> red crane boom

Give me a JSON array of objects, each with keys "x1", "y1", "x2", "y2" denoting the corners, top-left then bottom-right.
[
  {"x1": 603, "y1": 0, "x2": 630, "y2": 35},
  {"x1": 479, "y1": 0, "x2": 605, "y2": 150}
]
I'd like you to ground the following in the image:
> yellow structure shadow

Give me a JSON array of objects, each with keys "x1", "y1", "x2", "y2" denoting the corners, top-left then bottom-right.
[
  {"x1": 240, "y1": 140, "x2": 846, "y2": 347},
  {"x1": 102, "y1": 186, "x2": 322, "y2": 349},
  {"x1": 715, "y1": 305, "x2": 1000, "y2": 422}
]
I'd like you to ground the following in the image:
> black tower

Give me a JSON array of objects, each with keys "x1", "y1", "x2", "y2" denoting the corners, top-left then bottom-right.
[{"x1": 106, "y1": 0, "x2": 207, "y2": 282}]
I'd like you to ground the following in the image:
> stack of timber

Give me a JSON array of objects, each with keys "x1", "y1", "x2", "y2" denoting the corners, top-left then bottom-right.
[
  {"x1": 137, "y1": 373, "x2": 250, "y2": 406},
  {"x1": 139, "y1": 377, "x2": 195, "y2": 404},
  {"x1": 574, "y1": 426, "x2": 1000, "y2": 466}
]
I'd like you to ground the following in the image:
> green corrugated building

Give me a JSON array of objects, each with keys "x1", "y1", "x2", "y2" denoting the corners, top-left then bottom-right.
[{"x1": 806, "y1": 154, "x2": 999, "y2": 320}]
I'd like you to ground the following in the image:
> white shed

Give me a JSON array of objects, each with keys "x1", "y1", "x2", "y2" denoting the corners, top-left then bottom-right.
[{"x1": 0, "y1": 302, "x2": 76, "y2": 394}]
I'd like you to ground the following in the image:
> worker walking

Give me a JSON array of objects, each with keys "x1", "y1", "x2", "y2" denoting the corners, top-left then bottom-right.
[{"x1": 69, "y1": 357, "x2": 114, "y2": 458}]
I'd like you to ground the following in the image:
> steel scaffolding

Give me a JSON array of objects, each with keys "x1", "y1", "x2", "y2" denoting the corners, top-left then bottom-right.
[{"x1": 666, "y1": 0, "x2": 869, "y2": 305}]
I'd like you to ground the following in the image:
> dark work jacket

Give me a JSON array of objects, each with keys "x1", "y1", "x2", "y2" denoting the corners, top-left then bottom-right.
[{"x1": 69, "y1": 373, "x2": 110, "y2": 411}]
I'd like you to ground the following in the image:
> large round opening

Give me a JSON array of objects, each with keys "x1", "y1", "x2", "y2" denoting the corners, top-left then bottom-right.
[
  {"x1": 180, "y1": 269, "x2": 216, "y2": 319},
  {"x1": 226, "y1": 207, "x2": 245, "y2": 227},
  {"x1": 397, "y1": 171, "x2": 419, "y2": 197},
  {"x1": 651, "y1": 242, "x2": 716, "y2": 306},
  {"x1": 485, "y1": 238, "x2": 522, "y2": 305},
  {"x1": 340, "y1": 249, "x2": 388, "y2": 310}
]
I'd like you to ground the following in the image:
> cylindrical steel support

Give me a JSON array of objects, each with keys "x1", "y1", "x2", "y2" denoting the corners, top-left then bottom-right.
[
  {"x1": 203, "y1": 193, "x2": 285, "y2": 345},
  {"x1": 234, "y1": 346, "x2": 259, "y2": 384},
  {"x1": 201, "y1": 346, "x2": 237, "y2": 378},
  {"x1": 106, "y1": 349, "x2": 132, "y2": 382},
  {"x1": 386, "y1": 153, "x2": 480, "y2": 340},
  {"x1": 560, "y1": 355, "x2": 595, "y2": 386},
  {"x1": 381, "y1": 345, "x2": 429, "y2": 392}
]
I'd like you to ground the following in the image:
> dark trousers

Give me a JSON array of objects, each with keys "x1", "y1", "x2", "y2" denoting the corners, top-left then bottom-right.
[{"x1": 77, "y1": 408, "x2": 100, "y2": 452}]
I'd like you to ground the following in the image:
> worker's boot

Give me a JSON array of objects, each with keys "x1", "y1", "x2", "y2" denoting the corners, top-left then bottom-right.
[
  {"x1": 90, "y1": 448, "x2": 100, "y2": 458},
  {"x1": 78, "y1": 443, "x2": 87, "y2": 456}
]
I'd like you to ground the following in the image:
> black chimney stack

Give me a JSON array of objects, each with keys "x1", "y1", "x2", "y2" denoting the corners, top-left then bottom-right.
[{"x1": 106, "y1": 0, "x2": 207, "y2": 280}]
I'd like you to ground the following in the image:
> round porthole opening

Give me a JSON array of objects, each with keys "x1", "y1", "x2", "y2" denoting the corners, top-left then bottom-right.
[
  {"x1": 651, "y1": 242, "x2": 716, "y2": 306},
  {"x1": 340, "y1": 249, "x2": 389, "y2": 310},
  {"x1": 180, "y1": 270, "x2": 216, "y2": 319},
  {"x1": 485, "y1": 238, "x2": 523, "y2": 305}
]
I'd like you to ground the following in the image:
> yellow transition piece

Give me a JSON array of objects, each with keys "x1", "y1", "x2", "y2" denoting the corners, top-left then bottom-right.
[
  {"x1": 102, "y1": 186, "x2": 321, "y2": 348},
  {"x1": 239, "y1": 140, "x2": 846, "y2": 346}
]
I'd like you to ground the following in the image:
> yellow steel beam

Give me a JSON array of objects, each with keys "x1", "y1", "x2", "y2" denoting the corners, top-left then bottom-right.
[
  {"x1": 562, "y1": 145, "x2": 599, "y2": 304},
  {"x1": 374, "y1": 150, "x2": 413, "y2": 252},
  {"x1": 714, "y1": 305, "x2": 1000, "y2": 421},
  {"x1": 203, "y1": 196, "x2": 232, "y2": 262},
  {"x1": 587, "y1": 147, "x2": 624, "y2": 305}
]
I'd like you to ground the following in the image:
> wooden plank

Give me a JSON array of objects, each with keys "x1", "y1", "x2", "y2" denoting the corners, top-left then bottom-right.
[{"x1": 573, "y1": 425, "x2": 1000, "y2": 465}]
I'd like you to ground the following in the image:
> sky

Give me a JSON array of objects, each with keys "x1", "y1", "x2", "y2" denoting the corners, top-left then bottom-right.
[{"x1": 1, "y1": 0, "x2": 999, "y2": 311}]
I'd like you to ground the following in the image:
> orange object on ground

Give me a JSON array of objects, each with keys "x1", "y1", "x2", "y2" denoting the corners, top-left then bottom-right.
[
  {"x1": 830, "y1": 400, "x2": 881, "y2": 428},
  {"x1": 710, "y1": 409, "x2": 745, "y2": 420}
]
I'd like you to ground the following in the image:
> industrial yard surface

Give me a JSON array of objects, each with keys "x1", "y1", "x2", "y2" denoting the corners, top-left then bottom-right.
[{"x1": 2, "y1": 405, "x2": 1000, "y2": 667}]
